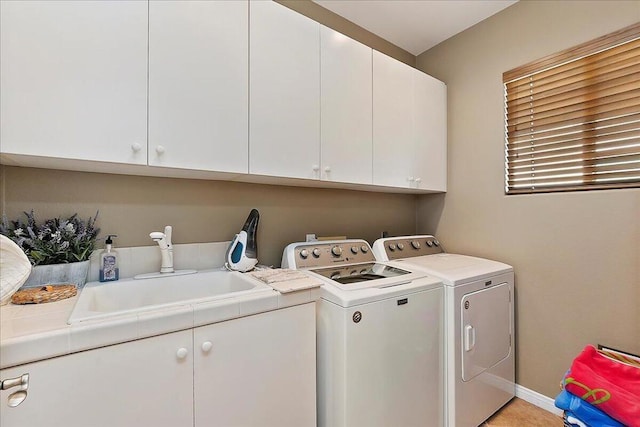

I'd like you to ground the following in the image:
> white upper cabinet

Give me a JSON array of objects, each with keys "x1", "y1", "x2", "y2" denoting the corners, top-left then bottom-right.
[
  {"x1": 372, "y1": 51, "x2": 415, "y2": 188},
  {"x1": 414, "y1": 72, "x2": 447, "y2": 192},
  {"x1": 148, "y1": 1, "x2": 248, "y2": 173},
  {"x1": 0, "y1": 0, "x2": 147, "y2": 164},
  {"x1": 373, "y1": 51, "x2": 447, "y2": 190},
  {"x1": 320, "y1": 26, "x2": 373, "y2": 185},
  {"x1": 0, "y1": 0, "x2": 446, "y2": 193},
  {"x1": 249, "y1": 0, "x2": 321, "y2": 179}
]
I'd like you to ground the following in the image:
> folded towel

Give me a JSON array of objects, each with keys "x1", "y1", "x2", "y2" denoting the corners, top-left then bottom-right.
[
  {"x1": 564, "y1": 414, "x2": 587, "y2": 427},
  {"x1": 555, "y1": 389, "x2": 624, "y2": 427},
  {"x1": 248, "y1": 269, "x2": 322, "y2": 293},
  {"x1": 598, "y1": 346, "x2": 640, "y2": 368},
  {"x1": 563, "y1": 345, "x2": 640, "y2": 427},
  {"x1": 249, "y1": 268, "x2": 310, "y2": 284}
]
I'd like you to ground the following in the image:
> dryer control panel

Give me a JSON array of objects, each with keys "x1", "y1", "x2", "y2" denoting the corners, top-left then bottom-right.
[{"x1": 372, "y1": 235, "x2": 444, "y2": 261}]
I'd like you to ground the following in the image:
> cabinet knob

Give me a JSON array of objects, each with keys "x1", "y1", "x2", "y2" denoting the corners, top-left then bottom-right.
[
  {"x1": 324, "y1": 166, "x2": 331, "y2": 173},
  {"x1": 312, "y1": 165, "x2": 320, "y2": 172},
  {"x1": 201, "y1": 341, "x2": 213, "y2": 353},
  {"x1": 407, "y1": 177, "x2": 415, "y2": 182},
  {"x1": 156, "y1": 145, "x2": 166, "y2": 155},
  {"x1": 176, "y1": 347, "x2": 188, "y2": 359},
  {"x1": 131, "y1": 142, "x2": 142, "y2": 153},
  {"x1": 415, "y1": 177, "x2": 422, "y2": 184},
  {"x1": 1, "y1": 373, "x2": 29, "y2": 407}
]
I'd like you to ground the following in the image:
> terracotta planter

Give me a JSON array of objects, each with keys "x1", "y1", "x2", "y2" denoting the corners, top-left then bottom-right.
[{"x1": 22, "y1": 260, "x2": 90, "y2": 290}]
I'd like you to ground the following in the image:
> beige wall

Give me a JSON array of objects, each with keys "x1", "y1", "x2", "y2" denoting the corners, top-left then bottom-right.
[
  {"x1": 417, "y1": 0, "x2": 640, "y2": 398},
  {"x1": 0, "y1": 166, "x2": 417, "y2": 267},
  {"x1": 276, "y1": 0, "x2": 415, "y2": 67}
]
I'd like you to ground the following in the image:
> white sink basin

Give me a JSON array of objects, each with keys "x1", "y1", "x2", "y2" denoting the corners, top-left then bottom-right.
[{"x1": 68, "y1": 269, "x2": 272, "y2": 324}]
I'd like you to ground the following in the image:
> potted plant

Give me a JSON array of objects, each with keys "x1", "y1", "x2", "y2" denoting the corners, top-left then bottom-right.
[{"x1": 0, "y1": 211, "x2": 100, "y2": 290}]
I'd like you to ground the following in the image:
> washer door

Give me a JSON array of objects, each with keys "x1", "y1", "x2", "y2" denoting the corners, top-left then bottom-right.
[{"x1": 461, "y1": 283, "x2": 511, "y2": 382}]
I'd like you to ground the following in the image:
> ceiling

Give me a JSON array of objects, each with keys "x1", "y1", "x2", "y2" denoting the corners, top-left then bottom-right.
[{"x1": 313, "y1": 0, "x2": 518, "y2": 56}]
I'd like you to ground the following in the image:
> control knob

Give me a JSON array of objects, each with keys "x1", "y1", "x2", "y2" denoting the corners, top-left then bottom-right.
[
  {"x1": 397, "y1": 243, "x2": 405, "y2": 250},
  {"x1": 426, "y1": 240, "x2": 433, "y2": 247},
  {"x1": 433, "y1": 240, "x2": 440, "y2": 247},
  {"x1": 411, "y1": 241, "x2": 421, "y2": 249},
  {"x1": 388, "y1": 243, "x2": 396, "y2": 251},
  {"x1": 360, "y1": 245, "x2": 369, "y2": 253},
  {"x1": 351, "y1": 246, "x2": 359, "y2": 254},
  {"x1": 312, "y1": 248, "x2": 321, "y2": 258},
  {"x1": 300, "y1": 249, "x2": 309, "y2": 259},
  {"x1": 331, "y1": 245, "x2": 343, "y2": 257}
]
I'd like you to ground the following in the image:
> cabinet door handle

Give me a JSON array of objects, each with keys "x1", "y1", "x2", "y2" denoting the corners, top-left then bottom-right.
[
  {"x1": 176, "y1": 347, "x2": 188, "y2": 360},
  {"x1": 414, "y1": 177, "x2": 421, "y2": 184},
  {"x1": 131, "y1": 142, "x2": 142, "y2": 153},
  {"x1": 156, "y1": 145, "x2": 166, "y2": 155},
  {"x1": 324, "y1": 166, "x2": 331, "y2": 174},
  {"x1": 1, "y1": 373, "x2": 29, "y2": 407},
  {"x1": 201, "y1": 341, "x2": 213, "y2": 353},
  {"x1": 1, "y1": 373, "x2": 29, "y2": 392}
]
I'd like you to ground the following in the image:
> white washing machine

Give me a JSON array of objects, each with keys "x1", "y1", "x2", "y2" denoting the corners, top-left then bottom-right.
[
  {"x1": 372, "y1": 235, "x2": 514, "y2": 427},
  {"x1": 282, "y1": 239, "x2": 444, "y2": 427}
]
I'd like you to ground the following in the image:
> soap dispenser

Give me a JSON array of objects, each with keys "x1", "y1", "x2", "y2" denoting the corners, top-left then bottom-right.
[{"x1": 99, "y1": 234, "x2": 119, "y2": 282}]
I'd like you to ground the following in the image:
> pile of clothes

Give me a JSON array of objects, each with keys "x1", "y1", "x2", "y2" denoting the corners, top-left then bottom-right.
[{"x1": 555, "y1": 345, "x2": 640, "y2": 427}]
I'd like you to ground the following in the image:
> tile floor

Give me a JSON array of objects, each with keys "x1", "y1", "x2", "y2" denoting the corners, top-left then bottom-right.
[{"x1": 483, "y1": 398, "x2": 563, "y2": 426}]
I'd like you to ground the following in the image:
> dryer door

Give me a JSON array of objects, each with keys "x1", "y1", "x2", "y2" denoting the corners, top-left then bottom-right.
[{"x1": 461, "y1": 282, "x2": 511, "y2": 382}]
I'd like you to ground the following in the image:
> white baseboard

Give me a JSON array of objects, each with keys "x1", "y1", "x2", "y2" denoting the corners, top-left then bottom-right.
[{"x1": 515, "y1": 384, "x2": 563, "y2": 416}]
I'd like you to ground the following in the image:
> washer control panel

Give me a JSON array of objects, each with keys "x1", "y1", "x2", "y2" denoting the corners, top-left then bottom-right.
[
  {"x1": 373, "y1": 235, "x2": 444, "y2": 260},
  {"x1": 289, "y1": 239, "x2": 375, "y2": 269}
]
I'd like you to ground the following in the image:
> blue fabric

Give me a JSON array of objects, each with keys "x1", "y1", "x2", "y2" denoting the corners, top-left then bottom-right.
[{"x1": 555, "y1": 389, "x2": 625, "y2": 427}]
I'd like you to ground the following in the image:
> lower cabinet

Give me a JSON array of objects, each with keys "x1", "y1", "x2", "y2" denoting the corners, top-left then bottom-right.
[
  {"x1": 195, "y1": 303, "x2": 316, "y2": 427},
  {"x1": 0, "y1": 329, "x2": 194, "y2": 427},
  {"x1": 0, "y1": 303, "x2": 316, "y2": 427}
]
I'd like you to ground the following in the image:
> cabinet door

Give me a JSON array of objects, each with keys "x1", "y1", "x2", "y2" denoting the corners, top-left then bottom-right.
[
  {"x1": 414, "y1": 72, "x2": 447, "y2": 191},
  {"x1": 149, "y1": 0, "x2": 248, "y2": 173},
  {"x1": 194, "y1": 303, "x2": 316, "y2": 427},
  {"x1": 320, "y1": 26, "x2": 372, "y2": 185},
  {"x1": 372, "y1": 51, "x2": 415, "y2": 188},
  {"x1": 249, "y1": 0, "x2": 320, "y2": 179},
  {"x1": 0, "y1": 1, "x2": 147, "y2": 164},
  {"x1": 0, "y1": 330, "x2": 193, "y2": 427}
]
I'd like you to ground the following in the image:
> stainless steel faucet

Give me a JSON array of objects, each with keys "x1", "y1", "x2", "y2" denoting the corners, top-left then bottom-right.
[{"x1": 150, "y1": 225, "x2": 174, "y2": 273}]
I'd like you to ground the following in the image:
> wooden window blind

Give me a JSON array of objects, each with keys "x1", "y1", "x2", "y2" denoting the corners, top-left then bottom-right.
[{"x1": 503, "y1": 23, "x2": 640, "y2": 194}]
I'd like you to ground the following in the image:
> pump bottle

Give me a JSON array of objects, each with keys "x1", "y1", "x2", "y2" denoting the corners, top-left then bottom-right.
[{"x1": 99, "y1": 234, "x2": 119, "y2": 282}]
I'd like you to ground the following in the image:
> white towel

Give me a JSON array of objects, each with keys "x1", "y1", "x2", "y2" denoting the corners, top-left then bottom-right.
[{"x1": 248, "y1": 268, "x2": 322, "y2": 293}]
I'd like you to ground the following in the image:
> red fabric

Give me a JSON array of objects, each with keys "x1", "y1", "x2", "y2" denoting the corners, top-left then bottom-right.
[{"x1": 564, "y1": 345, "x2": 640, "y2": 427}]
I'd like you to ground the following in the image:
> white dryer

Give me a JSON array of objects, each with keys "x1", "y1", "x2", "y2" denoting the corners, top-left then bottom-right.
[{"x1": 373, "y1": 235, "x2": 514, "y2": 427}]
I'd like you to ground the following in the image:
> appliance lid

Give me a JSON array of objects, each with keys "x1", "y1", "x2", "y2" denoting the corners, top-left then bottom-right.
[
  {"x1": 392, "y1": 253, "x2": 512, "y2": 285},
  {"x1": 281, "y1": 239, "x2": 444, "y2": 305},
  {"x1": 312, "y1": 269, "x2": 443, "y2": 307},
  {"x1": 311, "y1": 262, "x2": 411, "y2": 285}
]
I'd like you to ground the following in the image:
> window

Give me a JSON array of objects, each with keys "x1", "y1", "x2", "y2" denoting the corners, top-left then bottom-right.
[{"x1": 503, "y1": 23, "x2": 640, "y2": 194}]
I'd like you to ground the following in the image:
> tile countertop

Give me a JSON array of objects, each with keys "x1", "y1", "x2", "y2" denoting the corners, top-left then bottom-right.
[{"x1": 0, "y1": 282, "x2": 320, "y2": 370}]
